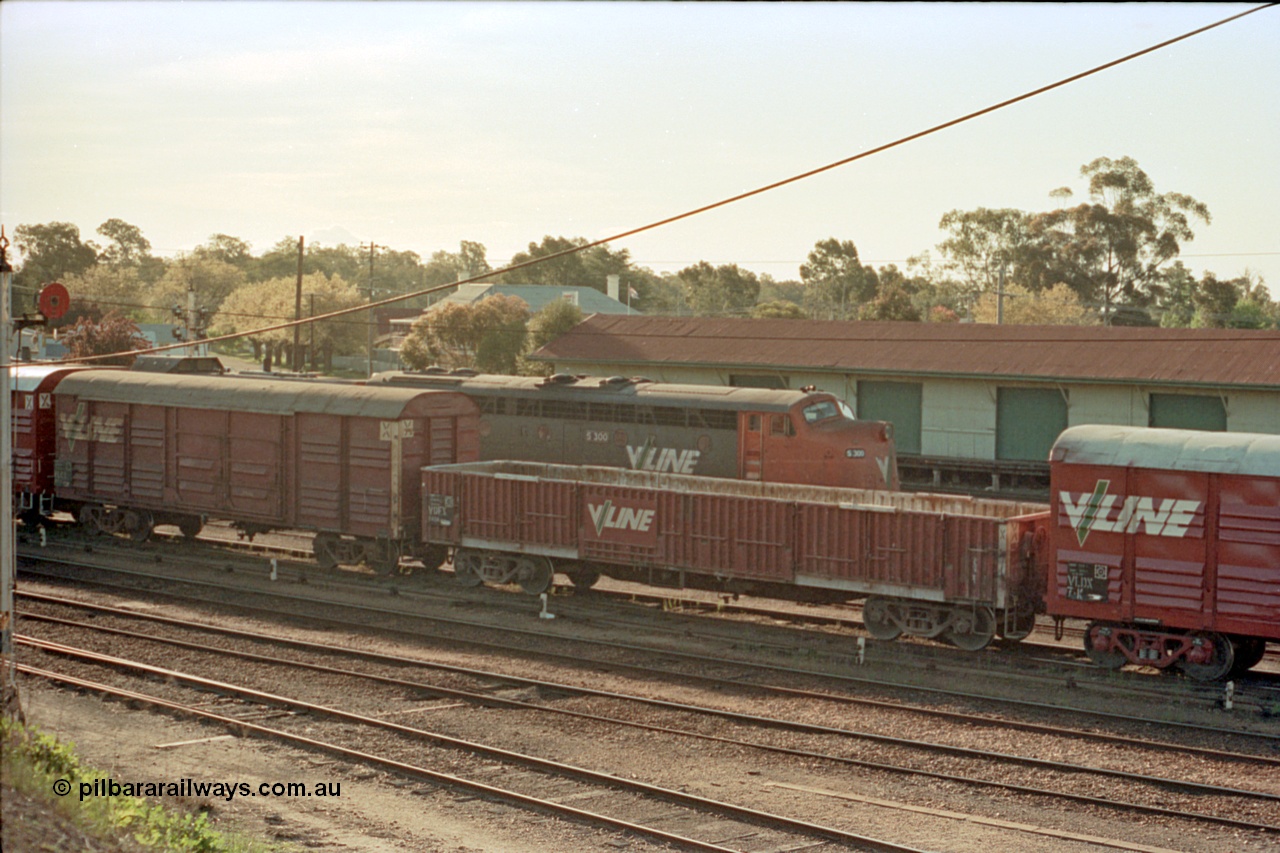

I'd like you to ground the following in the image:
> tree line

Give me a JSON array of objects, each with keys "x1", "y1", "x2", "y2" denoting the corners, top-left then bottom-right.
[{"x1": 8, "y1": 155, "x2": 1275, "y2": 368}]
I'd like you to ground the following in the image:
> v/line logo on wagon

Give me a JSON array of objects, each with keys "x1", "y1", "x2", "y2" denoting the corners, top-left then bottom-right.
[
  {"x1": 585, "y1": 497, "x2": 658, "y2": 544},
  {"x1": 1060, "y1": 479, "x2": 1202, "y2": 546}
]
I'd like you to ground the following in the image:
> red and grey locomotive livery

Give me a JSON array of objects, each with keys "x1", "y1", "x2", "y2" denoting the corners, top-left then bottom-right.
[
  {"x1": 1040, "y1": 425, "x2": 1280, "y2": 680},
  {"x1": 370, "y1": 371, "x2": 898, "y2": 490}
]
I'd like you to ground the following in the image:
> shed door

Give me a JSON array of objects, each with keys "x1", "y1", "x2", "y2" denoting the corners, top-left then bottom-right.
[
  {"x1": 1149, "y1": 394, "x2": 1226, "y2": 431},
  {"x1": 996, "y1": 387, "x2": 1067, "y2": 462},
  {"x1": 858, "y1": 381, "x2": 922, "y2": 455}
]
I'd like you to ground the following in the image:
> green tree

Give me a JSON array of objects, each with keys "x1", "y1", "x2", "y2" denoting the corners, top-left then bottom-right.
[
  {"x1": 678, "y1": 261, "x2": 760, "y2": 316},
  {"x1": 501, "y1": 235, "x2": 638, "y2": 294},
  {"x1": 972, "y1": 282, "x2": 1096, "y2": 326},
  {"x1": 60, "y1": 311, "x2": 150, "y2": 365},
  {"x1": 212, "y1": 272, "x2": 366, "y2": 364},
  {"x1": 525, "y1": 298, "x2": 585, "y2": 353},
  {"x1": 750, "y1": 300, "x2": 808, "y2": 319},
  {"x1": 799, "y1": 239, "x2": 878, "y2": 320},
  {"x1": 148, "y1": 255, "x2": 247, "y2": 323},
  {"x1": 936, "y1": 208, "x2": 1041, "y2": 296},
  {"x1": 12, "y1": 222, "x2": 100, "y2": 298},
  {"x1": 1031, "y1": 156, "x2": 1210, "y2": 322},
  {"x1": 96, "y1": 218, "x2": 152, "y2": 267},
  {"x1": 859, "y1": 283, "x2": 921, "y2": 322},
  {"x1": 193, "y1": 234, "x2": 253, "y2": 269},
  {"x1": 59, "y1": 266, "x2": 149, "y2": 320},
  {"x1": 399, "y1": 294, "x2": 530, "y2": 373},
  {"x1": 423, "y1": 240, "x2": 492, "y2": 288}
]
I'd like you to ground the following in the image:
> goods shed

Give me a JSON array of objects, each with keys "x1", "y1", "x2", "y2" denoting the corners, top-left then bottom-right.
[{"x1": 530, "y1": 316, "x2": 1280, "y2": 495}]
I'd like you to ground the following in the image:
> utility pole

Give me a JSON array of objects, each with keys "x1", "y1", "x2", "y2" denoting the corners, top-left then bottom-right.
[
  {"x1": 1, "y1": 227, "x2": 16, "y2": 710},
  {"x1": 365, "y1": 242, "x2": 383, "y2": 378},
  {"x1": 294, "y1": 236, "x2": 304, "y2": 372},
  {"x1": 997, "y1": 268, "x2": 1005, "y2": 325}
]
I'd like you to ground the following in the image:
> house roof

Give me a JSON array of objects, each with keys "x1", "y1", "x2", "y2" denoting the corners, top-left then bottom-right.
[
  {"x1": 424, "y1": 283, "x2": 639, "y2": 316},
  {"x1": 531, "y1": 315, "x2": 1280, "y2": 390}
]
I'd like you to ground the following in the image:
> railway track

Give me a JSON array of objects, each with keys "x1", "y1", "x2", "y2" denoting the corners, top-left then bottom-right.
[
  {"x1": 15, "y1": 568, "x2": 1280, "y2": 850},
  {"x1": 19, "y1": 536, "x2": 1280, "y2": 725}
]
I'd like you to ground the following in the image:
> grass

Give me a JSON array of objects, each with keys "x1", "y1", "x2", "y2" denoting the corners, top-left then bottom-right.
[{"x1": 1, "y1": 715, "x2": 293, "y2": 853}]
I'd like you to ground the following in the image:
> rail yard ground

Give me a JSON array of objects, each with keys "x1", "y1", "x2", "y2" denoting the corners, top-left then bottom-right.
[{"x1": 7, "y1": 552, "x2": 1280, "y2": 853}]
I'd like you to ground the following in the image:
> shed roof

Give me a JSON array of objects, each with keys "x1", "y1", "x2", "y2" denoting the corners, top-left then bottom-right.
[
  {"x1": 531, "y1": 316, "x2": 1280, "y2": 390},
  {"x1": 424, "y1": 283, "x2": 639, "y2": 316}
]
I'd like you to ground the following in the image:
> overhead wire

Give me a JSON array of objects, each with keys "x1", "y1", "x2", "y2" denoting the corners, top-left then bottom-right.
[{"x1": 58, "y1": 2, "x2": 1276, "y2": 364}]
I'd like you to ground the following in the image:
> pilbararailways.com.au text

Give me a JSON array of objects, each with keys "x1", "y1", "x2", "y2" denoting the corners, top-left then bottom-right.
[{"x1": 56, "y1": 777, "x2": 342, "y2": 802}]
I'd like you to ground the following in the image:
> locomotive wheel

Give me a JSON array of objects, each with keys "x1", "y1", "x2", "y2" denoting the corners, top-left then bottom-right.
[
  {"x1": 1179, "y1": 632, "x2": 1235, "y2": 682},
  {"x1": 1083, "y1": 622, "x2": 1128, "y2": 670},
  {"x1": 518, "y1": 557, "x2": 554, "y2": 596},
  {"x1": 313, "y1": 532, "x2": 340, "y2": 570},
  {"x1": 862, "y1": 597, "x2": 902, "y2": 641},
  {"x1": 945, "y1": 606, "x2": 996, "y2": 651}
]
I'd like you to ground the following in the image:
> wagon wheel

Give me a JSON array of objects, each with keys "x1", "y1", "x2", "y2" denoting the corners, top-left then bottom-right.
[
  {"x1": 569, "y1": 565, "x2": 601, "y2": 590},
  {"x1": 945, "y1": 606, "x2": 996, "y2": 651},
  {"x1": 1083, "y1": 622, "x2": 1129, "y2": 670},
  {"x1": 119, "y1": 509, "x2": 154, "y2": 543},
  {"x1": 1179, "y1": 632, "x2": 1235, "y2": 682},
  {"x1": 1230, "y1": 637, "x2": 1267, "y2": 676},
  {"x1": 368, "y1": 541, "x2": 402, "y2": 577},
  {"x1": 861, "y1": 596, "x2": 902, "y2": 641},
  {"x1": 177, "y1": 515, "x2": 204, "y2": 539},
  {"x1": 313, "y1": 532, "x2": 340, "y2": 570},
  {"x1": 78, "y1": 504, "x2": 107, "y2": 535},
  {"x1": 452, "y1": 551, "x2": 484, "y2": 588},
  {"x1": 518, "y1": 557, "x2": 555, "y2": 596}
]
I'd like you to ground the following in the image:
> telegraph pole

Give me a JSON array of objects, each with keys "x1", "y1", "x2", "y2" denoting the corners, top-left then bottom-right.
[
  {"x1": 365, "y1": 242, "x2": 383, "y2": 378},
  {"x1": 294, "y1": 236, "x2": 304, "y2": 372},
  {"x1": 1, "y1": 227, "x2": 16, "y2": 711}
]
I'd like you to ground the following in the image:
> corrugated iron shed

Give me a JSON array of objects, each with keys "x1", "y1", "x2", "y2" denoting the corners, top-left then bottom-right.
[{"x1": 532, "y1": 316, "x2": 1280, "y2": 390}]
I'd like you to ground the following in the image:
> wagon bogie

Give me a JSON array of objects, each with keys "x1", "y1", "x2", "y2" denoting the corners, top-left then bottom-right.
[{"x1": 452, "y1": 548, "x2": 555, "y2": 594}]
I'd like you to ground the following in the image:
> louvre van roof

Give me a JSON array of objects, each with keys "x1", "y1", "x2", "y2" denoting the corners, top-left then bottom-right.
[{"x1": 531, "y1": 316, "x2": 1280, "y2": 390}]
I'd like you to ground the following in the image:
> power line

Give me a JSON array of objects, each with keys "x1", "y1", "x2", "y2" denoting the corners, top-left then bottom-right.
[{"x1": 76, "y1": 3, "x2": 1275, "y2": 363}]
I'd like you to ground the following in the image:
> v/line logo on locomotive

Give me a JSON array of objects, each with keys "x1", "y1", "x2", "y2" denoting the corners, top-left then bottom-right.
[
  {"x1": 625, "y1": 442, "x2": 701, "y2": 475},
  {"x1": 1061, "y1": 479, "x2": 1202, "y2": 546}
]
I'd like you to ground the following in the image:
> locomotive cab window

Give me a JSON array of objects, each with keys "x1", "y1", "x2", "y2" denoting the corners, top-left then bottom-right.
[{"x1": 801, "y1": 401, "x2": 841, "y2": 424}]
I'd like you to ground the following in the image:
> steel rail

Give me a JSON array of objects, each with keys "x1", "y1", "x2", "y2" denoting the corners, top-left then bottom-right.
[
  {"x1": 17, "y1": 637, "x2": 933, "y2": 853},
  {"x1": 19, "y1": 556, "x2": 1279, "y2": 744},
  {"x1": 11, "y1": 664, "x2": 739, "y2": 853}
]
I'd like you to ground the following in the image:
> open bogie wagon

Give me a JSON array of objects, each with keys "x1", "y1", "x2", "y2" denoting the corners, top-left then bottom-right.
[
  {"x1": 51, "y1": 371, "x2": 479, "y2": 573},
  {"x1": 421, "y1": 461, "x2": 1046, "y2": 650}
]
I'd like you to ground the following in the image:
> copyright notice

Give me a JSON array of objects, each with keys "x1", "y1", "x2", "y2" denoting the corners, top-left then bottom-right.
[{"x1": 54, "y1": 777, "x2": 342, "y2": 802}]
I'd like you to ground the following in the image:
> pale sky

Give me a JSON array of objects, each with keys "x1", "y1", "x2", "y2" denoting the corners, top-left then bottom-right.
[{"x1": 2, "y1": 2, "x2": 1277, "y2": 297}]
